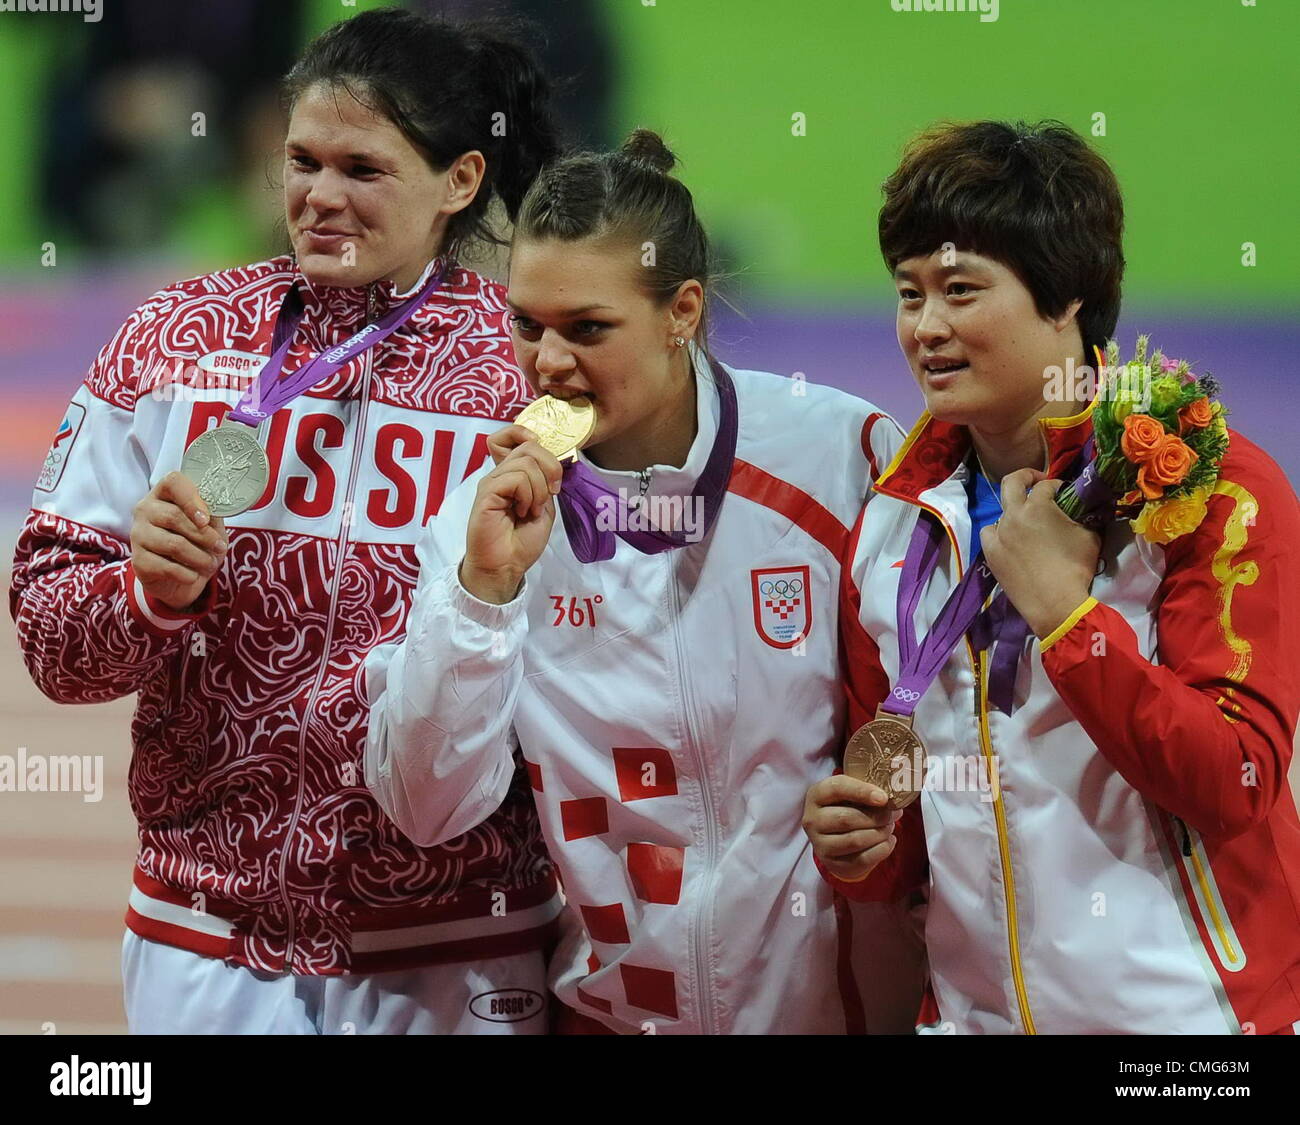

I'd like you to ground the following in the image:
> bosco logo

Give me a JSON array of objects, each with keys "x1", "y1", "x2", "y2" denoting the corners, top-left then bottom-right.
[{"x1": 468, "y1": 988, "x2": 545, "y2": 1024}]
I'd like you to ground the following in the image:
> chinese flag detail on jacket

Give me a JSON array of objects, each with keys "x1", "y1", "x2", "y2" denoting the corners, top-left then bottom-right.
[{"x1": 751, "y1": 564, "x2": 812, "y2": 648}]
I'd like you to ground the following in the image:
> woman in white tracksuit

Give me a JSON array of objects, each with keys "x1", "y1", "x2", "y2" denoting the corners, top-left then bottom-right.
[{"x1": 364, "y1": 131, "x2": 923, "y2": 1034}]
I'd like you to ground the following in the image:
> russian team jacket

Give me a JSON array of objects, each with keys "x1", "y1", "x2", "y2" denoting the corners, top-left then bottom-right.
[{"x1": 10, "y1": 255, "x2": 561, "y2": 975}]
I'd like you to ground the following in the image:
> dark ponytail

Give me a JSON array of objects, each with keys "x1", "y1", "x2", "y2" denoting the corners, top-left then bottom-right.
[
  {"x1": 283, "y1": 7, "x2": 560, "y2": 260},
  {"x1": 515, "y1": 129, "x2": 718, "y2": 353}
]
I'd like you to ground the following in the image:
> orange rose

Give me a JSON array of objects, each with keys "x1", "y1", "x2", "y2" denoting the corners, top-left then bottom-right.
[
  {"x1": 1120, "y1": 413, "x2": 1167, "y2": 464},
  {"x1": 1136, "y1": 434, "x2": 1198, "y2": 499},
  {"x1": 1178, "y1": 396, "x2": 1214, "y2": 435}
]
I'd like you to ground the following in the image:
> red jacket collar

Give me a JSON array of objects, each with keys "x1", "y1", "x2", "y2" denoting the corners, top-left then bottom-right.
[
  {"x1": 874, "y1": 398, "x2": 1097, "y2": 504},
  {"x1": 287, "y1": 255, "x2": 498, "y2": 336}
]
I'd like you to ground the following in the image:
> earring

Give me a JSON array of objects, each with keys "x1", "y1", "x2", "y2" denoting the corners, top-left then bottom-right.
[{"x1": 674, "y1": 336, "x2": 686, "y2": 348}]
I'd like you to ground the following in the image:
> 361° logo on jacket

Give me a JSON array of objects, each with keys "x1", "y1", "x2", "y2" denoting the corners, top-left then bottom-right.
[{"x1": 751, "y1": 565, "x2": 812, "y2": 649}]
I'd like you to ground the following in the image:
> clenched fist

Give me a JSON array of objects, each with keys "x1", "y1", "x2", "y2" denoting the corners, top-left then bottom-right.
[
  {"x1": 459, "y1": 429, "x2": 564, "y2": 605},
  {"x1": 131, "y1": 472, "x2": 228, "y2": 611},
  {"x1": 802, "y1": 775, "x2": 903, "y2": 883}
]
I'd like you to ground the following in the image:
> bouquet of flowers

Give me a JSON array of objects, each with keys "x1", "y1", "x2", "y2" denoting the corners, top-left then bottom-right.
[{"x1": 1055, "y1": 335, "x2": 1230, "y2": 544}]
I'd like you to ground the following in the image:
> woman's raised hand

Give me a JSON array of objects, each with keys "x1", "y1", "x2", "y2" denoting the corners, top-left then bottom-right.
[
  {"x1": 460, "y1": 430, "x2": 564, "y2": 604},
  {"x1": 979, "y1": 467, "x2": 1102, "y2": 639}
]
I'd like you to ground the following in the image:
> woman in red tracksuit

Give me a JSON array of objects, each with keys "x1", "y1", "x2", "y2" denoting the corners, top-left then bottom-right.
[
  {"x1": 804, "y1": 120, "x2": 1300, "y2": 1034},
  {"x1": 10, "y1": 9, "x2": 564, "y2": 1034}
]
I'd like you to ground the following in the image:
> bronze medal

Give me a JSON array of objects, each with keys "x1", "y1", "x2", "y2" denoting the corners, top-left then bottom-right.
[
  {"x1": 843, "y1": 707, "x2": 928, "y2": 810},
  {"x1": 515, "y1": 395, "x2": 597, "y2": 461}
]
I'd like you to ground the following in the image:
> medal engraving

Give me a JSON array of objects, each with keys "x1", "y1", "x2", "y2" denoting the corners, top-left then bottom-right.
[
  {"x1": 180, "y1": 422, "x2": 270, "y2": 517},
  {"x1": 515, "y1": 395, "x2": 596, "y2": 461},
  {"x1": 843, "y1": 708, "x2": 928, "y2": 810}
]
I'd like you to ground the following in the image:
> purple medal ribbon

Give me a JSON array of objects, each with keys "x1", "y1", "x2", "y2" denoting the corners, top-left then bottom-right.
[
  {"x1": 1060, "y1": 434, "x2": 1116, "y2": 530},
  {"x1": 888, "y1": 435, "x2": 1108, "y2": 718},
  {"x1": 973, "y1": 435, "x2": 1113, "y2": 713},
  {"x1": 555, "y1": 356, "x2": 739, "y2": 564},
  {"x1": 226, "y1": 263, "x2": 447, "y2": 426},
  {"x1": 885, "y1": 516, "x2": 1000, "y2": 718},
  {"x1": 967, "y1": 591, "x2": 1031, "y2": 715}
]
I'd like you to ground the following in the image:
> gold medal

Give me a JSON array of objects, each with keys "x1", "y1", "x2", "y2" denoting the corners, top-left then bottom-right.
[
  {"x1": 514, "y1": 395, "x2": 596, "y2": 461},
  {"x1": 843, "y1": 707, "x2": 928, "y2": 810}
]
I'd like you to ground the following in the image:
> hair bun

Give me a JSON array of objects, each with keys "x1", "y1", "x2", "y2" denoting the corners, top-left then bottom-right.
[{"x1": 619, "y1": 129, "x2": 677, "y2": 174}]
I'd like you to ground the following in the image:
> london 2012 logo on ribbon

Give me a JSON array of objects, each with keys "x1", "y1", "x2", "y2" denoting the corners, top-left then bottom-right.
[
  {"x1": 35, "y1": 402, "x2": 86, "y2": 494},
  {"x1": 751, "y1": 565, "x2": 812, "y2": 649}
]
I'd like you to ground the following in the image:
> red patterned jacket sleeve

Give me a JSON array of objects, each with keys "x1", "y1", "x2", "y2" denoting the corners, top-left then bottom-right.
[
  {"x1": 9, "y1": 288, "x2": 209, "y2": 704},
  {"x1": 1040, "y1": 433, "x2": 1300, "y2": 840},
  {"x1": 817, "y1": 502, "x2": 930, "y2": 902}
]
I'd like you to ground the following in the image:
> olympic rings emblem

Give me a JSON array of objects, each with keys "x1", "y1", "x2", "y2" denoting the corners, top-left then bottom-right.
[
  {"x1": 891, "y1": 687, "x2": 921, "y2": 703},
  {"x1": 759, "y1": 579, "x2": 804, "y2": 598}
]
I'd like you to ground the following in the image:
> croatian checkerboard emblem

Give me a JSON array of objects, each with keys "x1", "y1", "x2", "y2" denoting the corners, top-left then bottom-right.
[{"x1": 751, "y1": 565, "x2": 812, "y2": 649}]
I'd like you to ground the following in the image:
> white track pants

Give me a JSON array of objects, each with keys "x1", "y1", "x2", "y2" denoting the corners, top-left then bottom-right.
[{"x1": 122, "y1": 931, "x2": 548, "y2": 1034}]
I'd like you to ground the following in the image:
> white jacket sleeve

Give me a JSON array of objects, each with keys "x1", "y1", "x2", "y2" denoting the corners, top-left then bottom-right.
[{"x1": 363, "y1": 474, "x2": 529, "y2": 848}]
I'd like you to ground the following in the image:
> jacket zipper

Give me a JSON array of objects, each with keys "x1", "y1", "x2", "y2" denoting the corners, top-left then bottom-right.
[
  {"x1": 631, "y1": 468, "x2": 652, "y2": 510},
  {"x1": 667, "y1": 550, "x2": 719, "y2": 1034},
  {"x1": 968, "y1": 640, "x2": 1037, "y2": 1033},
  {"x1": 890, "y1": 490, "x2": 1038, "y2": 1034},
  {"x1": 1171, "y1": 816, "x2": 1244, "y2": 972},
  {"x1": 276, "y1": 291, "x2": 377, "y2": 971}
]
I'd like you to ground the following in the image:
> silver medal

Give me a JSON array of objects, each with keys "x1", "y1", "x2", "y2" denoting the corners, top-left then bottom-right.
[{"x1": 180, "y1": 421, "x2": 270, "y2": 517}]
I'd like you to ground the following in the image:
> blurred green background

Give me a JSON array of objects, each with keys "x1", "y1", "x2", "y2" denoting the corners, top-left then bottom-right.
[{"x1": 1, "y1": 0, "x2": 1294, "y2": 310}]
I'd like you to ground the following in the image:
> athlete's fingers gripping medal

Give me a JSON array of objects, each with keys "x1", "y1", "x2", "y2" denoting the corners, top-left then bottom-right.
[
  {"x1": 843, "y1": 709, "x2": 927, "y2": 810},
  {"x1": 513, "y1": 395, "x2": 596, "y2": 462},
  {"x1": 181, "y1": 423, "x2": 271, "y2": 519}
]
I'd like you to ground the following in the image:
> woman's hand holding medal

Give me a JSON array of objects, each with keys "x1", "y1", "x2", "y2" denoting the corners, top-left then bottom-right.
[
  {"x1": 460, "y1": 430, "x2": 564, "y2": 605},
  {"x1": 802, "y1": 775, "x2": 905, "y2": 883},
  {"x1": 461, "y1": 396, "x2": 596, "y2": 604},
  {"x1": 979, "y1": 467, "x2": 1102, "y2": 640},
  {"x1": 130, "y1": 471, "x2": 229, "y2": 611}
]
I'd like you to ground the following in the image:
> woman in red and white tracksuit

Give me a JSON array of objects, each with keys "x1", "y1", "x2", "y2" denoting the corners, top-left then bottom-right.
[
  {"x1": 365, "y1": 131, "x2": 926, "y2": 1035},
  {"x1": 805, "y1": 120, "x2": 1300, "y2": 1034},
  {"x1": 10, "y1": 10, "x2": 564, "y2": 1034}
]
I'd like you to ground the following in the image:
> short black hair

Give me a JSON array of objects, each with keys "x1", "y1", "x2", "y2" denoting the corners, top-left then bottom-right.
[{"x1": 879, "y1": 120, "x2": 1125, "y2": 360}]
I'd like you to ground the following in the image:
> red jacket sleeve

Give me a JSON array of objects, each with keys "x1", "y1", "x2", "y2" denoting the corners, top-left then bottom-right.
[
  {"x1": 823, "y1": 501, "x2": 930, "y2": 902},
  {"x1": 1040, "y1": 432, "x2": 1300, "y2": 841},
  {"x1": 9, "y1": 289, "x2": 212, "y2": 704}
]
